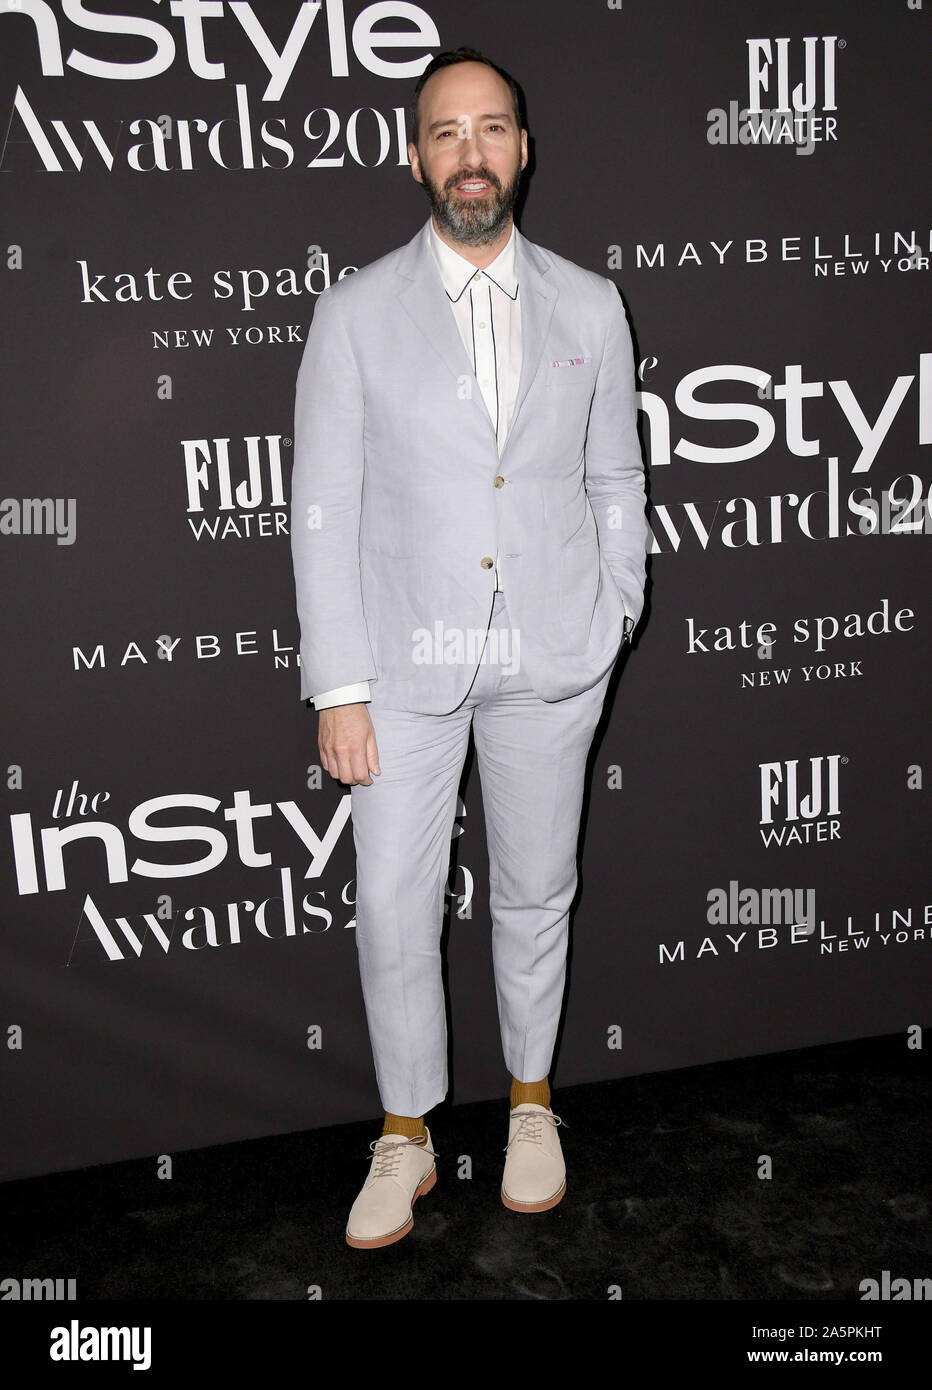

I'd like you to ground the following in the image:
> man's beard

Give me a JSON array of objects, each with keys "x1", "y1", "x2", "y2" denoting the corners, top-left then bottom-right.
[{"x1": 418, "y1": 157, "x2": 522, "y2": 246}]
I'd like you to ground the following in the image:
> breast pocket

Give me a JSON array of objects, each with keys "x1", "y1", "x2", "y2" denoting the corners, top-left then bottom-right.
[
  {"x1": 546, "y1": 362, "x2": 596, "y2": 418},
  {"x1": 538, "y1": 359, "x2": 597, "y2": 444},
  {"x1": 549, "y1": 360, "x2": 595, "y2": 386}
]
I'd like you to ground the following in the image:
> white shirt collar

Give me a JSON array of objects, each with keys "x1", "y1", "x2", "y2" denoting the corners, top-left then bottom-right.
[{"x1": 427, "y1": 215, "x2": 518, "y2": 302}]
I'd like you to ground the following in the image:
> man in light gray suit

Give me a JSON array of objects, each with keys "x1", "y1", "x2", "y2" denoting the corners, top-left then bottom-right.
[{"x1": 291, "y1": 46, "x2": 648, "y2": 1249}]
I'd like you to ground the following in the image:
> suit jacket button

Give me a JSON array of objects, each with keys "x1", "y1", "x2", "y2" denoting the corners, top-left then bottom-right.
[
  {"x1": 480, "y1": 556, "x2": 494, "y2": 569},
  {"x1": 493, "y1": 475, "x2": 504, "y2": 488}
]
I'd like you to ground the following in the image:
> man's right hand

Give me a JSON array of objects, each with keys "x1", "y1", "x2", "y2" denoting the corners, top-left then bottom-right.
[{"x1": 318, "y1": 703, "x2": 381, "y2": 786}]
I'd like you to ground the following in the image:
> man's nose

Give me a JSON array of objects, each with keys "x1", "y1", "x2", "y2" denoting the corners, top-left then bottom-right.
[{"x1": 458, "y1": 129, "x2": 483, "y2": 162}]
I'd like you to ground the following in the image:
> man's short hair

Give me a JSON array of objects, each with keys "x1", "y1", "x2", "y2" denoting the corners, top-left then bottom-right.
[{"x1": 410, "y1": 46, "x2": 525, "y2": 147}]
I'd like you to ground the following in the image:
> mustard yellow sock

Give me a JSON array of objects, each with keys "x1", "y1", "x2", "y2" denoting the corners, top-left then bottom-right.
[
  {"x1": 510, "y1": 1076, "x2": 551, "y2": 1111},
  {"x1": 382, "y1": 1112, "x2": 426, "y2": 1140}
]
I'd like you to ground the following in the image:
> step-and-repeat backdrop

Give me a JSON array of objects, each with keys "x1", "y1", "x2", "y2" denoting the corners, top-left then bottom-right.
[{"x1": 1, "y1": 2, "x2": 928, "y2": 1181}]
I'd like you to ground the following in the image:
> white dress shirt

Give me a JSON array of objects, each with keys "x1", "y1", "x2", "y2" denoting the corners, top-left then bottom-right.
[{"x1": 312, "y1": 216, "x2": 522, "y2": 710}]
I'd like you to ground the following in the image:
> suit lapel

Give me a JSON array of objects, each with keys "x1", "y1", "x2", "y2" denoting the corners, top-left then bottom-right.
[{"x1": 395, "y1": 218, "x2": 558, "y2": 455}]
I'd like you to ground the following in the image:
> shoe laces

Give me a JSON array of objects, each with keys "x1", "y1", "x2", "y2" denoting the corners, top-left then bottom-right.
[
  {"x1": 504, "y1": 1109, "x2": 564, "y2": 1152},
  {"x1": 367, "y1": 1132, "x2": 437, "y2": 1178}
]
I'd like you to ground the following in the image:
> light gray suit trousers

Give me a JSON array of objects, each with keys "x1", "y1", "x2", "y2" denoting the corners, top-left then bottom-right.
[{"x1": 350, "y1": 590, "x2": 613, "y2": 1117}]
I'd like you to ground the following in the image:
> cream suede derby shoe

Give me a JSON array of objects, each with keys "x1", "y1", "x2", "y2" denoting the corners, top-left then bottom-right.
[
  {"x1": 345, "y1": 1128, "x2": 438, "y2": 1249},
  {"x1": 501, "y1": 1103, "x2": 567, "y2": 1212}
]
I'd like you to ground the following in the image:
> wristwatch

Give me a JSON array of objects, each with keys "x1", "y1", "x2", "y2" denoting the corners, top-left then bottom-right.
[{"x1": 622, "y1": 615, "x2": 635, "y2": 644}]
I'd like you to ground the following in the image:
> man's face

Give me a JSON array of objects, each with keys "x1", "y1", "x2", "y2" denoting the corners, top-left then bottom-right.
[{"x1": 408, "y1": 62, "x2": 528, "y2": 247}]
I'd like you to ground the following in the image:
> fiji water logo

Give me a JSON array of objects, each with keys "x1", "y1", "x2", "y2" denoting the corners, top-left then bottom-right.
[{"x1": 759, "y1": 755, "x2": 843, "y2": 847}]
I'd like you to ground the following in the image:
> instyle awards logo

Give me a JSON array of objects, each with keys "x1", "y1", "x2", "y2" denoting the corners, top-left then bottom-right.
[
  {"x1": 6, "y1": 777, "x2": 473, "y2": 963},
  {"x1": 8, "y1": 779, "x2": 355, "y2": 963},
  {"x1": 759, "y1": 755, "x2": 843, "y2": 847},
  {"x1": 640, "y1": 352, "x2": 931, "y2": 556},
  {"x1": 0, "y1": 1, "x2": 442, "y2": 174}
]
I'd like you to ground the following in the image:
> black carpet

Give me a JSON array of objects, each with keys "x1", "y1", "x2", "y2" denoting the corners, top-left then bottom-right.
[{"x1": 2, "y1": 1033, "x2": 928, "y2": 1302}]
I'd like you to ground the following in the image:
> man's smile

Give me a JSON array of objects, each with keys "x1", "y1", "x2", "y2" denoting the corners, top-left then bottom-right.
[{"x1": 455, "y1": 179, "x2": 492, "y2": 196}]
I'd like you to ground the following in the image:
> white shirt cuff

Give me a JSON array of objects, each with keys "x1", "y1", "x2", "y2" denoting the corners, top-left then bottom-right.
[{"x1": 312, "y1": 681, "x2": 372, "y2": 709}]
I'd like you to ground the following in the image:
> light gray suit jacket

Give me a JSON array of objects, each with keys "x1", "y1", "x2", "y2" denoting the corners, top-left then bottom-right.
[{"x1": 291, "y1": 217, "x2": 648, "y2": 715}]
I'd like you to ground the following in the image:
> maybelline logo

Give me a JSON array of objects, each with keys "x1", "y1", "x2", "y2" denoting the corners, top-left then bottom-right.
[
  {"x1": 1, "y1": 2, "x2": 440, "y2": 174},
  {"x1": 759, "y1": 756, "x2": 842, "y2": 847},
  {"x1": 72, "y1": 628, "x2": 301, "y2": 672},
  {"x1": 609, "y1": 228, "x2": 929, "y2": 275},
  {"x1": 659, "y1": 901, "x2": 931, "y2": 966}
]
